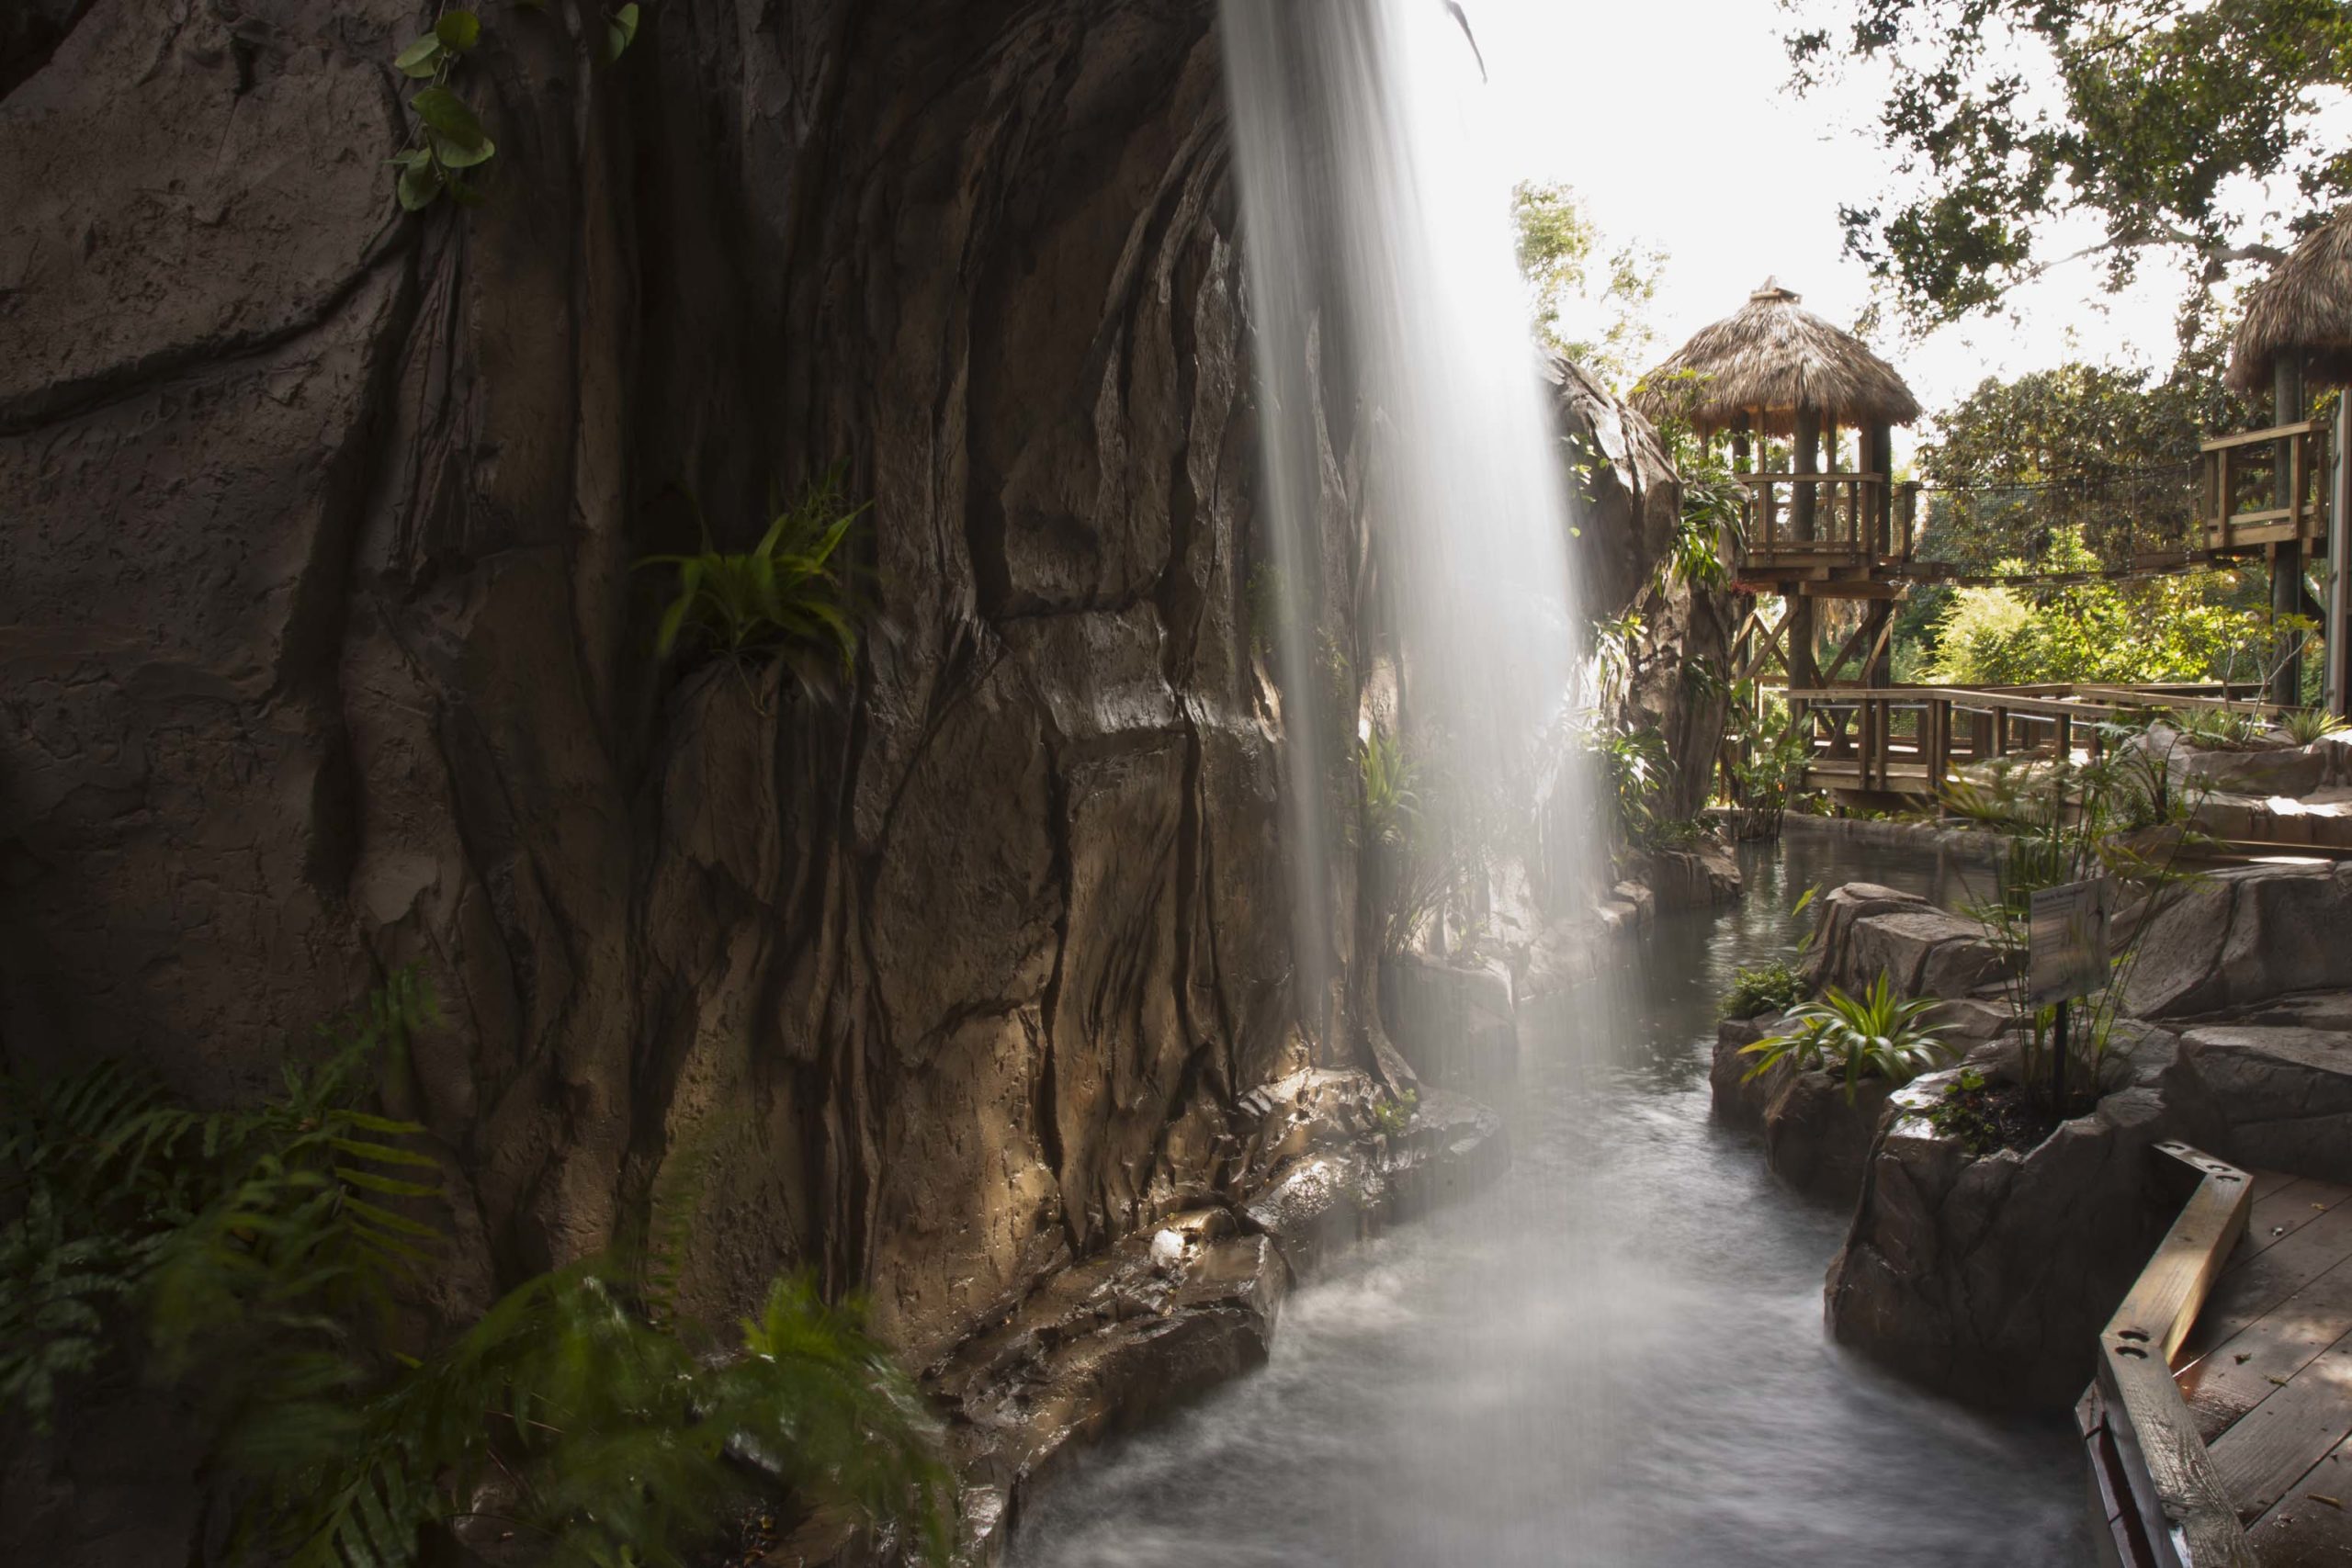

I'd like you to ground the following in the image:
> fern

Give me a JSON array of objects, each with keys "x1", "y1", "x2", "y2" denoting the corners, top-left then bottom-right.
[
  {"x1": 6, "y1": 969, "x2": 952, "y2": 1567},
  {"x1": 637, "y1": 468, "x2": 870, "y2": 694}
]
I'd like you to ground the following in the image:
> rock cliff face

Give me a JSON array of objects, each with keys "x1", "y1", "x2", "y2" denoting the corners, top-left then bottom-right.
[
  {"x1": 1545, "y1": 354, "x2": 1734, "y2": 821},
  {"x1": 0, "y1": 3, "x2": 1697, "y2": 1556},
  {"x1": 0, "y1": 0, "x2": 1318, "y2": 1382}
]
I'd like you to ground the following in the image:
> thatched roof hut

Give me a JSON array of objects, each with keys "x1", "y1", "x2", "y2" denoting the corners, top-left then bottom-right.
[
  {"x1": 1634, "y1": 279, "x2": 1920, "y2": 439},
  {"x1": 2230, "y1": 204, "x2": 2352, "y2": 392}
]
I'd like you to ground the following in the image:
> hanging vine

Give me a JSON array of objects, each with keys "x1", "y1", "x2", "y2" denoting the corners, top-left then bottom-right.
[{"x1": 386, "y1": 2, "x2": 642, "y2": 212}]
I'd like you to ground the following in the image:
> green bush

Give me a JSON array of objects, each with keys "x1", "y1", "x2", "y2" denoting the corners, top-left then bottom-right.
[
  {"x1": 1923, "y1": 526, "x2": 2284, "y2": 688},
  {"x1": 1738, "y1": 973, "x2": 1951, "y2": 1104},
  {"x1": 1723, "y1": 960, "x2": 1807, "y2": 1019}
]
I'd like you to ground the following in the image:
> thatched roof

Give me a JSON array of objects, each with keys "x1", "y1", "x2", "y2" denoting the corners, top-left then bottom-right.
[
  {"x1": 1633, "y1": 279, "x2": 1920, "y2": 438},
  {"x1": 2230, "y1": 204, "x2": 2352, "y2": 392}
]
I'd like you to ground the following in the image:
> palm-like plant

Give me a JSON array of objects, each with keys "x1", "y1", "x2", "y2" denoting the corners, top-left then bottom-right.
[
  {"x1": 639, "y1": 469, "x2": 869, "y2": 692},
  {"x1": 2282, "y1": 706, "x2": 2351, "y2": 745},
  {"x1": 1738, "y1": 973, "x2": 1951, "y2": 1104}
]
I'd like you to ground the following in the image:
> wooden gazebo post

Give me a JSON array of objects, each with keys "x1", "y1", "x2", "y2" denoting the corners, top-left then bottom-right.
[
  {"x1": 2273, "y1": 355, "x2": 2309, "y2": 708},
  {"x1": 1789, "y1": 407, "x2": 1820, "y2": 691},
  {"x1": 1866, "y1": 421, "x2": 1895, "y2": 685},
  {"x1": 2225, "y1": 202, "x2": 2352, "y2": 716}
]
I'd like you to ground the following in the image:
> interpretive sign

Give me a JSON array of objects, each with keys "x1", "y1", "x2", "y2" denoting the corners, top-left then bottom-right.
[{"x1": 2029, "y1": 879, "x2": 2111, "y2": 1004}]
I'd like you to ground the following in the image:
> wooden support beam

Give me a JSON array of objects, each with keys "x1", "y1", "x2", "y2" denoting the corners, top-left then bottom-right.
[{"x1": 2275, "y1": 356, "x2": 2308, "y2": 709}]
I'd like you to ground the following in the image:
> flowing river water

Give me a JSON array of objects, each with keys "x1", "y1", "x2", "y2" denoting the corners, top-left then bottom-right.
[{"x1": 1012, "y1": 837, "x2": 2098, "y2": 1567}]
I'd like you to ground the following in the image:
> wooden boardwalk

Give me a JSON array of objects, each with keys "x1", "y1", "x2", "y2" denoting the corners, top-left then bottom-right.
[{"x1": 2177, "y1": 1171, "x2": 2352, "y2": 1563}]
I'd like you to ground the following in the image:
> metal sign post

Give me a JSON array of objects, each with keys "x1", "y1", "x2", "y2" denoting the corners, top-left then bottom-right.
[{"x1": 2030, "y1": 879, "x2": 2112, "y2": 1111}]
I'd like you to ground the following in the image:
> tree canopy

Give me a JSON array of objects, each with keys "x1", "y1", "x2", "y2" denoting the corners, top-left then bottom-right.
[
  {"x1": 1913, "y1": 333, "x2": 2248, "y2": 570},
  {"x1": 1510, "y1": 181, "x2": 1664, "y2": 388},
  {"x1": 1785, "y1": 0, "x2": 2352, "y2": 330}
]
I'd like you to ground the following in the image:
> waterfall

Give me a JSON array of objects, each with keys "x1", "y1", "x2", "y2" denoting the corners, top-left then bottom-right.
[
  {"x1": 1223, "y1": 0, "x2": 1601, "y2": 1037},
  {"x1": 1221, "y1": 3, "x2": 1619, "y2": 1556}
]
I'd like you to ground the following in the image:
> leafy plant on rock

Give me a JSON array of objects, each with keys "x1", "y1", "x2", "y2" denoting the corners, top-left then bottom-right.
[
  {"x1": 1939, "y1": 734, "x2": 2211, "y2": 1113},
  {"x1": 637, "y1": 468, "x2": 870, "y2": 694},
  {"x1": 388, "y1": 4, "x2": 646, "y2": 213},
  {"x1": 389, "y1": 11, "x2": 495, "y2": 210},
  {"x1": 1723, "y1": 959, "x2": 1808, "y2": 1020},
  {"x1": 2283, "y1": 705, "x2": 2352, "y2": 745},
  {"x1": 1739, "y1": 972, "x2": 1951, "y2": 1104}
]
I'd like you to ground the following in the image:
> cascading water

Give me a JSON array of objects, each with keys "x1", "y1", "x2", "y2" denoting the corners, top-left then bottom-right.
[
  {"x1": 1223, "y1": 0, "x2": 1602, "y2": 1046},
  {"x1": 1009, "y1": 6, "x2": 2095, "y2": 1566},
  {"x1": 1216, "y1": 0, "x2": 1626, "y2": 1558}
]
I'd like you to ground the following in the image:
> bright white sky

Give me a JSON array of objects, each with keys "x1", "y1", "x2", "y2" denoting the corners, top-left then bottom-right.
[{"x1": 1470, "y1": 0, "x2": 2199, "y2": 445}]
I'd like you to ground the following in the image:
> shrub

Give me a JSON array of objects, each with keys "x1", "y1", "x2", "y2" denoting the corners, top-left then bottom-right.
[
  {"x1": 1723, "y1": 960, "x2": 1807, "y2": 1019},
  {"x1": 1738, "y1": 973, "x2": 1951, "y2": 1104}
]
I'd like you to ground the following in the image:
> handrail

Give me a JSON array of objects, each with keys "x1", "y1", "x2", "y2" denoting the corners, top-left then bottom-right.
[
  {"x1": 1736, "y1": 470, "x2": 1893, "y2": 485},
  {"x1": 1782, "y1": 682, "x2": 2282, "y2": 721},
  {"x1": 2086, "y1": 1142, "x2": 2256, "y2": 1568},
  {"x1": 2199, "y1": 418, "x2": 2326, "y2": 454}
]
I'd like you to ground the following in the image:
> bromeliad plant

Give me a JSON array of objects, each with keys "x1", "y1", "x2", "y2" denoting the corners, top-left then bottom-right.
[
  {"x1": 1738, "y1": 973, "x2": 1951, "y2": 1105},
  {"x1": 639, "y1": 468, "x2": 870, "y2": 694}
]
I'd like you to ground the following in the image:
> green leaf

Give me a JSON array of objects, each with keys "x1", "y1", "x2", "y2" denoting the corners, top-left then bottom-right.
[
  {"x1": 409, "y1": 86, "x2": 487, "y2": 150},
  {"x1": 395, "y1": 158, "x2": 445, "y2": 211},
  {"x1": 446, "y1": 174, "x2": 487, "y2": 209},
  {"x1": 605, "y1": 3, "x2": 640, "y2": 63},
  {"x1": 428, "y1": 130, "x2": 496, "y2": 170},
  {"x1": 392, "y1": 35, "x2": 444, "y2": 77},
  {"x1": 333, "y1": 1167, "x2": 440, "y2": 1199},
  {"x1": 328, "y1": 1137, "x2": 441, "y2": 1170},
  {"x1": 435, "y1": 9, "x2": 482, "y2": 52}
]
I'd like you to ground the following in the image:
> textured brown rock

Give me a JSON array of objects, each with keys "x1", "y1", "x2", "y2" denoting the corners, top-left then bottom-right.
[
  {"x1": 0, "y1": 3, "x2": 1354, "y2": 1558},
  {"x1": 1544, "y1": 354, "x2": 1736, "y2": 821},
  {"x1": 1379, "y1": 950, "x2": 1519, "y2": 1089},
  {"x1": 1826, "y1": 1072, "x2": 2182, "y2": 1409},
  {"x1": 2123, "y1": 862, "x2": 2352, "y2": 1019}
]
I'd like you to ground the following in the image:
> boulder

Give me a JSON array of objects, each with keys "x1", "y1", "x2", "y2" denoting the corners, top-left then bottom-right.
[
  {"x1": 2180, "y1": 740, "x2": 2327, "y2": 798},
  {"x1": 1645, "y1": 840, "x2": 1744, "y2": 911},
  {"x1": 1826, "y1": 1073, "x2": 2185, "y2": 1409},
  {"x1": 2164, "y1": 1022, "x2": 2352, "y2": 1182},
  {"x1": 2122, "y1": 863, "x2": 2352, "y2": 1018},
  {"x1": 1710, "y1": 1013, "x2": 1782, "y2": 1129},
  {"x1": 1805, "y1": 881, "x2": 2012, "y2": 1003},
  {"x1": 1381, "y1": 952, "x2": 1519, "y2": 1090},
  {"x1": 1239, "y1": 1084, "x2": 1508, "y2": 1273},
  {"x1": 1762, "y1": 1073, "x2": 1895, "y2": 1203},
  {"x1": 929, "y1": 1207, "x2": 1290, "y2": 1499},
  {"x1": 1709, "y1": 1014, "x2": 1906, "y2": 1201}
]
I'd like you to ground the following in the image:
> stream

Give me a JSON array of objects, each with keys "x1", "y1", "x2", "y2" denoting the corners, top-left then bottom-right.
[{"x1": 1011, "y1": 836, "x2": 2097, "y2": 1567}]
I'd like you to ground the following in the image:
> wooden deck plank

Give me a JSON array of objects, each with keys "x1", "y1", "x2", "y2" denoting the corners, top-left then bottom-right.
[
  {"x1": 2259, "y1": 1169, "x2": 2309, "y2": 1200},
  {"x1": 2181, "y1": 1258, "x2": 2352, "y2": 1442},
  {"x1": 2245, "y1": 1438, "x2": 2352, "y2": 1565},
  {"x1": 2242, "y1": 1179, "x2": 2352, "y2": 1263},
  {"x1": 2186, "y1": 1198, "x2": 2352, "y2": 1357},
  {"x1": 2211, "y1": 1334, "x2": 2352, "y2": 1519}
]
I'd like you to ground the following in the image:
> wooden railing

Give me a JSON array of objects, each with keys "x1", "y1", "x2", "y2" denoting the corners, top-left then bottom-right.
[
  {"x1": 1777, "y1": 682, "x2": 2277, "y2": 795},
  {"x1": 1736, "y1": 471, "x2": 1920, "y2": 571},
  {"x1": 2197, "y1": 420, "x2": 2331, "y2": 555},
  {"x1": 2078, "y1": 1143, "x2": 2256, "y2": 1568}
]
